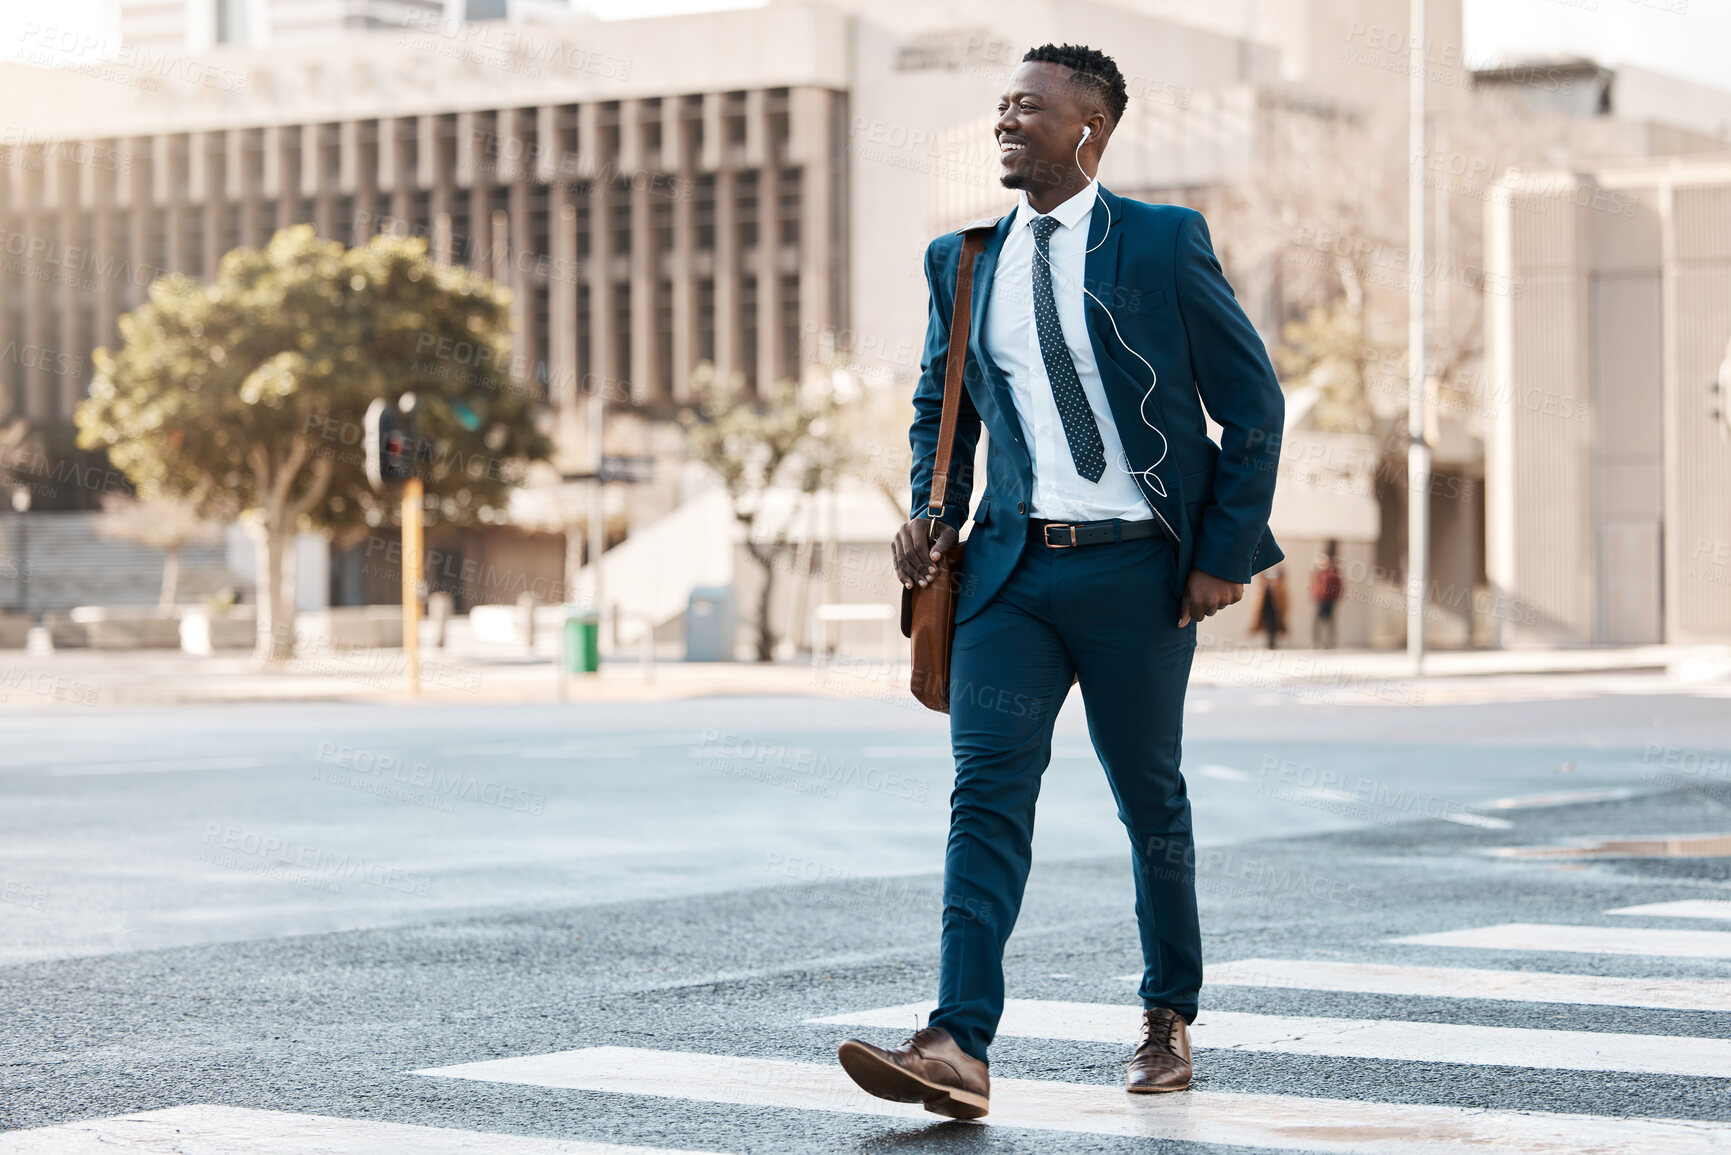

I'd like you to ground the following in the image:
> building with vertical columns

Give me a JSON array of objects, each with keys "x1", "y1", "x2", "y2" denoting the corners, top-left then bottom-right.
[{"x1": 0, "y1": 4, "x2": 854, "y2": 479}]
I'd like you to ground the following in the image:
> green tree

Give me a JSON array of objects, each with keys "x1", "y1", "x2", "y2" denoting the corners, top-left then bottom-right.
[
  {"x1": 679, "y1": 364, "x2": 847, "y2": 662},
  {"x1": 77, "y1": 225, "x2": 550, "y2": 662},
  {"x1": 1274, "y1": 299, "x2": 1386, "y2": 435}
]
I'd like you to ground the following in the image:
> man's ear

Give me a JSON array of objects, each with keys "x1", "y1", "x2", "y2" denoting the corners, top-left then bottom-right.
[{"x1": 1084, "y1": 113, "x2": 1110, "y2": 148}]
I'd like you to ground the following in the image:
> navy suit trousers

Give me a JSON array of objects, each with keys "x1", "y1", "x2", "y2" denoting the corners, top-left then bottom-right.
[{"x1": 927, "y1": 528, "x2": 1201, "y2": 1063}]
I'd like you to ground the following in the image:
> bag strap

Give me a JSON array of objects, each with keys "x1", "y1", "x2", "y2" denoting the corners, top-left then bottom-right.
[{"x1": 926, "y1": 227, "x2": 992, "y2": 520}]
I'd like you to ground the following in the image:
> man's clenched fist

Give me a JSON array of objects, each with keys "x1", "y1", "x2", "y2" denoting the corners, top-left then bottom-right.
[{"x1": 1178, "y1": 569, "x2": 1243, "y2": 628}]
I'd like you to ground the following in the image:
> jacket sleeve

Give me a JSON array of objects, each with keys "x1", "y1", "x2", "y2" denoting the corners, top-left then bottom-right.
[
  {"x1": 908, "y1": 238, "x2": 983, "y2": 531},
  {"x1": 1173, "y1": 209, "x2": 1283, "y2": 583}
]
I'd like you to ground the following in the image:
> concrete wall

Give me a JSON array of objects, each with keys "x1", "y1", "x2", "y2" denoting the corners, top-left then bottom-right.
[
  {"x1": 1485, "y1": 173, "x2": 1595, "y2": 645},
  {"x1": 1487, "y1": 157, "x2": 1731, "y2": 643}
]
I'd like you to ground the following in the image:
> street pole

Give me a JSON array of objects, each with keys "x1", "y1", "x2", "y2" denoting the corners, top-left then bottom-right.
[
  {"x1": 402, "y1": 475, "x2": 422, "y2": 696},
  {"x1": 587, "y1": 386, "x2": 604, "y2": 659},
  {"x1": 1407, "y1": 0, "x2": 1431, "y2": 673}
]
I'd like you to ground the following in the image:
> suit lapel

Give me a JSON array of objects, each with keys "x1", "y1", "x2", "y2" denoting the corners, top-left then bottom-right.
[
  {"x1": 966, "y1": 213, "x2": 1010, "y2": 383},
  {"x1": 1084, "y1": 187, "x2": 1184, "y2": 524},
  {"x1": 1081, "y1": 186, "x2": 1122, "y2": 341},
  {"x1": 962, "y1": 213, "x2": 1029, "y2": 467}
]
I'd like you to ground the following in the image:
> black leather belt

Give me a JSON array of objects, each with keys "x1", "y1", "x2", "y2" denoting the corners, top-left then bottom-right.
[{"x1": 1029, "y1": 517, "x2": 1162, "y2": 548}]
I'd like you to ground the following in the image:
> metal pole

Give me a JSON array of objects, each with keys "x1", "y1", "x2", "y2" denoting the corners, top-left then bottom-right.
[
  {"x1": 402, "y1": 476, "x2": 423, "y2": 696},
  {"x1": 587, "y1": 387, "x2": 604, "y2": 661},
  {"x1": 1407, "y1": 0, "x2": 1430, "y2": 672}
]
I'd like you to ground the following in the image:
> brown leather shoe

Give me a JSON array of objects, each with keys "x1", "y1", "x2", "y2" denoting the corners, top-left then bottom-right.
[
  {"x1": 837, "y1": 1025, "x2": 990, "y2": 1119},
  {"x1": 1126, "y1": 1006, "x2": 1192, "y2": 1093}
]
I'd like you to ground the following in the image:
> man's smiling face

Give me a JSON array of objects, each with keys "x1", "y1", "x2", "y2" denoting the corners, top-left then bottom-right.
[{"x1": 995, "y1": 61, "x2": 1097, "y2": 194}]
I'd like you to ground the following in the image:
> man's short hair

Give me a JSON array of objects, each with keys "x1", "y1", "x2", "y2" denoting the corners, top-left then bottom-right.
[{"x1": 1022, "y1": 43, "x2": 1129, "y2": 126}]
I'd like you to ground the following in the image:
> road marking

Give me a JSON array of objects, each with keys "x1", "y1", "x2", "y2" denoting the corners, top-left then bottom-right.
[
  {"x1": 810, "y1": 1001, "x2": 1731, "y2": 1078},
  {"x1": 1608, "y1": 900, "x2": 1731, "y2": 921},
  {"x1": 1483, "y1": 787, "x2": 1642, "y2": 809},
  {"x1": 416, "y1": 1045, "x2": 1731, "y2": 1153},
  {"x1": 445, "y1": 736, "x2": 694, "y2": 757},
  {"x1": 51, "y1": 757, "x2": 266, "y2": 776},
  {"x1": 1393, "y1": 922, "x2": 1731, "y2": 959},
  {"x1": 1438, "y1": 811, "x2": 1514, "y2": 829},
  {"x1": 0, "y1": 1104, "x2": 729, "y2": 1154},
  {"x1": 1299, "y1": 787, "x2": 1360, "y2": 802},
  {"x1": 1196, "y1": 763, "x2": 1250, "y2": 781},
  {"x1": 1490, "y1": 834, "x2": 1731, "y2": 859},
  {"x1": 1189, "y1": 958, "x2": 1731, "y2": 1012}
]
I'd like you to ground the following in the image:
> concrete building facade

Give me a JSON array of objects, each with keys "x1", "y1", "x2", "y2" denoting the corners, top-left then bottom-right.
[
  {"x1": 1486, "y1": 155, "x2": 1731, "y2": 646},
  {"x1": 0, "y1": 61, "x2": 848, "y2": 435}
]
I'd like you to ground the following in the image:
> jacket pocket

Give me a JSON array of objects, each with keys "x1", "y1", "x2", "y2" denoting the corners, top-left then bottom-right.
[{"x1": 972, "y1": 498, "x2": 991, "y2": 526}]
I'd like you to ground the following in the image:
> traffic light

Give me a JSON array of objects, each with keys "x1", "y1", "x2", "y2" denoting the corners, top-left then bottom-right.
[{"x1": 364, "y1": 396, "x2": 418, "y2": 490}]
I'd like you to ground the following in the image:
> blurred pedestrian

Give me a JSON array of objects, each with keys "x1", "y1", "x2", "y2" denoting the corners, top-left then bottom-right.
[
  {"x1": 1248, "y1": 565, "x2": 1287, "y2": 649},
  {"x1": 1309, "y1": 540, "x2": 1342, "y2": 649}
]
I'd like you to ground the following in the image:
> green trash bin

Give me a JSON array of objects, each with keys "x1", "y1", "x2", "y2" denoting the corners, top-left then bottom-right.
[{"x1": 563, "y1": 610, "x2": 599, "y2": 673}]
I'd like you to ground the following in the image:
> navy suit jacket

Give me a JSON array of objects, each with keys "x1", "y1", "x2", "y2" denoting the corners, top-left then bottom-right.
[{"x1": 909, "y1": 185, "x2": 1284, "y2": 625}]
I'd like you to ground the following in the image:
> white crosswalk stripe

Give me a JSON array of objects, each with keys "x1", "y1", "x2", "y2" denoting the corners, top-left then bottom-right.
[
  {"x1": 1393, "y1": 922, "x2": 1731, "y2": 958},
  {"x1": 1608, "y1": 900, "x2": 1731, "y2": 921},
  {"x1": 23, "y1": 910, "x2": 1722, "y2": 1153},
  {"x1": 811, "y1": 1000, "x2": 1731, "y2": 1078},
  {"x1": 0, "y1": 1105, "x2": 729, "y2": 1154},
  {"x1": 414, "y1": 1044, "x2": 1731, "y2": 1154},
  {"x1": 1190, "y1": 958, "x2": 1731, "y2": 1011}
]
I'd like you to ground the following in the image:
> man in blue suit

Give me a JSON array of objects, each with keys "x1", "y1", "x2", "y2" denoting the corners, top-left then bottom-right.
[{"x1": 838, "y1": 44, "x2": 1284, "y2": 1119}]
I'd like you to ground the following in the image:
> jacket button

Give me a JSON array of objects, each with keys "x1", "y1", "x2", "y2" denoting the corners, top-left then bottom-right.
[{"x1": 1017, "y1": 501, "x2": 1026, "y2": 515}]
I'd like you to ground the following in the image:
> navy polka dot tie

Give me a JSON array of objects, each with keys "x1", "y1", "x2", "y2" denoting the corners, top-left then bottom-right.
[{"x1": 1031, "y1": 215, "x2": 1106, "y2": 483}]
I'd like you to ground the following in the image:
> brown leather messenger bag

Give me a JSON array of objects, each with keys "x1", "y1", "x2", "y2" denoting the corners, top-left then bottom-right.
[{"x1": 901, "y1": 223, "x2": 995, "y2": 713}]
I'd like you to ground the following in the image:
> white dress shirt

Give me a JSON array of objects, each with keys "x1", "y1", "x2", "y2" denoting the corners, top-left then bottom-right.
[{"x1": 984, "y1": 179, "x2": 1151, "y2": 522}]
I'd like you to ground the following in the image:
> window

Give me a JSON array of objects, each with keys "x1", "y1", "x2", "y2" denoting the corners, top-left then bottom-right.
[{"x1": 736, "y1": 170, "x2": 758, "y2": 250}]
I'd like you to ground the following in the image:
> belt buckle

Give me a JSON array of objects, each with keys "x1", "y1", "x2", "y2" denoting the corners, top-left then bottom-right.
[{"x1": 1044, "y1": 522, "x2": 1078, "y2": 548}]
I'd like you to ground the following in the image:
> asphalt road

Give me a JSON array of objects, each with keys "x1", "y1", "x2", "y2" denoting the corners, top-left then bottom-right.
[{"x1": 2, "y1": 681, "x2": 1729, "y2": 1153}]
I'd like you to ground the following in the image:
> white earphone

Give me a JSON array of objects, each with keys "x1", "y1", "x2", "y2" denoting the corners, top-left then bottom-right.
[{"x1": 1048, "y1": 121, "x2": 1171, "y2": 515}]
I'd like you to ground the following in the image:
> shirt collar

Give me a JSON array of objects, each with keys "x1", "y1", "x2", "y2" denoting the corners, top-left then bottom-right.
[{"x1": 1016, "y1": 178, "x2": 1100, "y2": 234}]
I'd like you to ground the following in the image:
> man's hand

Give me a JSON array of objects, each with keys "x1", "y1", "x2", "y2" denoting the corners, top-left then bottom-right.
[
  {"x1": 893, "y1": 518, "x2": 960, "y2": 589},
  {"x1": 1178, "y1": 569, "x2": 1244, "y2": 628}
]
